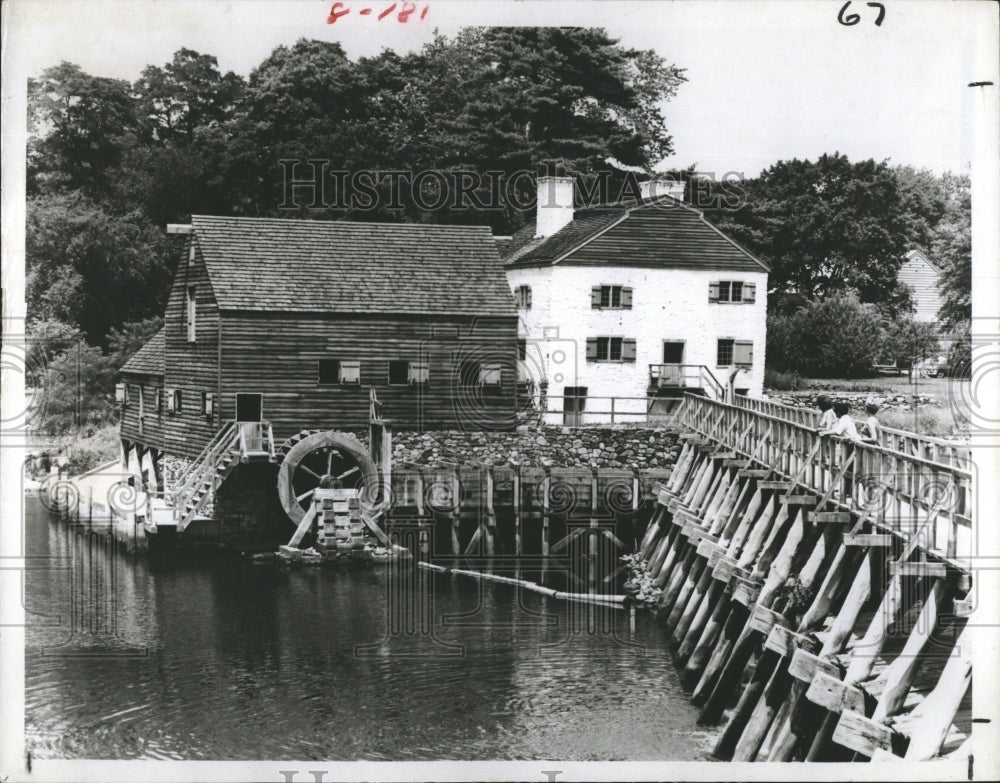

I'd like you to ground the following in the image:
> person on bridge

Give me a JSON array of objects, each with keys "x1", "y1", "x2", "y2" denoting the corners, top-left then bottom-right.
[
  {"x1": 819, "y1": 401, "x2": 861, "y2": 442},
  {"x1": 861, "y1": 402, "x2": 882, "y2": 444},
  {"x1": 816, "y1": 395, "x2": 837, "y2": 432}
]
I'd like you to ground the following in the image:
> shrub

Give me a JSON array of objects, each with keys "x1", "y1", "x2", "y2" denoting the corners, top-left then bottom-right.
[
  {"x1": 767, "y1": 294, "x2": 884, "y2": 378},
  {"x1": 764, "y1": 368, "x2": 805, "y2": 391}
]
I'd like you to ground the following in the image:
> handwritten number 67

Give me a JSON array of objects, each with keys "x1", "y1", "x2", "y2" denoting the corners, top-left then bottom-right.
[{"x1": 838, "y1": 1, "x2": 885, "y2": 26}]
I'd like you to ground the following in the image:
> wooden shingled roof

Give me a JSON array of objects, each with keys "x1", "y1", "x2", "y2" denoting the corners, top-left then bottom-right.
[
  {"x1": 502, "y1": 198, "x2": 769, "y2": 273},
  {"x1": 190, "y1": 215, "x2": 517, "y2": 317},
  {"x1": 120, "y1": 328, "x2": 165, "y2": 376}
]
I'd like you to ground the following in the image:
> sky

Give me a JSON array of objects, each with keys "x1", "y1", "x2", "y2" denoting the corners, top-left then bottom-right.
[{"x1": 3, "y1": 0, "x2": 997, "y2": 179}]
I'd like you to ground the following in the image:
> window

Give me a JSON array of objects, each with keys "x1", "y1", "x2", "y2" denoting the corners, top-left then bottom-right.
[
  {"x1": 151, "y1": 386, "x2": 161, "y2": 413},
  {"x1": 203, "y1": 392, "x2": 214, "y2": 418},
  {"x1": 166, "y1": 388, "x2": 182, "y2": 413},
  {"x1": 514, "y1": 284, "x2": 532, "y2": 309},
  {"x1": 115, "y1": 383, "x2": 126, "y2": 406},
  {"x1": 318, "y1": 360, "x2": 360, "y2": 385},
  {"x1": 186, "y1": 286, "x2": 197, "y2": 342},
  {"x1": 709, "y1": 280, "x2": 756, "y2": 304},
  {"x1": 586, "y1": 337, "x2": 637, "y2": 362},
  {"x1": 517, "y1": 339, "x2": 527, "y2": 361},
  {"x1": 388, "y1": 360, "x2": 410, "y2": 385},
  {"x1": 480, "y1": 362, "x2": 502, "y2": 386},
  {"x1": 591, "y1": 285, "x2": 633, "y2": 309},
  {"x1": 458, "y1": 359, "x2": 502, "y2": 387},
  {"x1": 717, "y1": 339, "x2": 754, "y2": 367},
  {"x1": 187, "y1": 239, "x2": 196, "y2": 266}
]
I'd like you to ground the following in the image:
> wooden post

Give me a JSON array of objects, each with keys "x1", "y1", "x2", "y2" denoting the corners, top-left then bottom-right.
[{"x1": 541, "y1": 472, "x2": 550, "y2": 557}]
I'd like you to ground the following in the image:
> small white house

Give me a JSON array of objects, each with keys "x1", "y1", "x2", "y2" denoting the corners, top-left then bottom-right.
[
  {"x1": 898, "y1": 249, "x2": 943, "y2": 324},
  {"x1": 501, "y1": 177, "x2": 769, "y2": 425}
]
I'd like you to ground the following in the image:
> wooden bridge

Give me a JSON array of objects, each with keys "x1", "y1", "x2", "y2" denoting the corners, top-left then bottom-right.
[{"x1": 637, "y1": 392, "x2": 973, "y2": 762}]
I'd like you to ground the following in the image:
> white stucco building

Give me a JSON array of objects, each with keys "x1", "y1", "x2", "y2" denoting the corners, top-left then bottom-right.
[{"x1": 500, "y1": 177, "x2": 769, "y2": 425}]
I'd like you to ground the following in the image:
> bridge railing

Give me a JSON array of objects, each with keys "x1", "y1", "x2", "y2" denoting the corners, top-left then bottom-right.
[
  {"x1": 680, "y1": 394, "x2": 973, "y2": 569},
  {"x1": 734, "y1": 394, "x2": 970, "y2": 470}
]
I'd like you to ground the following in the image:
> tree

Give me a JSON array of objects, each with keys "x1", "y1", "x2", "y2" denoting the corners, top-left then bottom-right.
[
  {"x1": 28, "y1": 62, "x2": 139, "y2": 197},
  {"x1": 26, "y1": 192, "x2": 173, "y2": 345},
  {"x1": 706, "y1": 153, "x2": 914, "y2": 306},
  {"x1": 106, "y1": 317, "x2": 165, "y2": 369},
  {"x1": 932, "y1": 173, "x2": 971, "y2": 331},
  {"x1": 766, "y1": 294, "x2": 886, "y2": 378},
  {"x1": 37, "y1": 343, "x2": 119, "y2": 432},
  {"x1": 134, "y1": 48, "x2": 245, "y2": 145},
  {"x1": 881, "y1": 316, "x2": 940, "y2": 374}
]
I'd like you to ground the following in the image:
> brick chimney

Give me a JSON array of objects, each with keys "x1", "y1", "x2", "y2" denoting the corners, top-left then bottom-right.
[
  {"x1": 535, "y1": 176, "x2": 575, "y2": 238},
  {"x1": 639, "y1": 179, "x2": 685, "y2": 202}
]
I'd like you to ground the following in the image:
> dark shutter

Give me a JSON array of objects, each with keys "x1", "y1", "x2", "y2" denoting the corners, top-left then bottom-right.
[
  {"x1": 709, "y1": 281, "x2": 720, "y2": 302},
  {"x1": 622, "y1": 338, "x2": 637, "y2": 362},
  {"x1": 734, "y1": 340, "x2": 754, "y2": 366},
  {"x1": 526, "y1": 286, "x2": 532, "y2": 309},
  {"x1": 621, "y1": 287, "x2": 633, "y2": 309},
  {"x1": 743, "y1": 283, "x2": 756, "y2": 303},
  {"x1": 586, "y1": 337, "x2": 598, "y2": 361},
  {"x1": 591, "y1": 286, "x2": 602, "y2": 308}
]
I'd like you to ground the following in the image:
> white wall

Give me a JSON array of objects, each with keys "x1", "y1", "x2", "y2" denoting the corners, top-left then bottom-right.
[{"x1": 507, "y1": 264, "x2": 768, "y2": 421}]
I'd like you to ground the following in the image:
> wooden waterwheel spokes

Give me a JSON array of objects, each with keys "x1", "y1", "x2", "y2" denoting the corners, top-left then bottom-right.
[{"x1": 277, "y1": 430, "x2": 378, "y2": 526}]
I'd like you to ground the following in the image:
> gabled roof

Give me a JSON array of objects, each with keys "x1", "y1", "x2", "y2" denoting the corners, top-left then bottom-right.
[
  {"x1": 904, "y1": 248, "x2": 941, "y2": 273},
  {"x1": 501, "y1": 196, "x2": 769, "y2": 273},
  {"x1": 120, "y1": 328, "x2": 164, "y2": 377},
  {"x1": 190, "y1": 215, "x2": 516, "y2": 317}
]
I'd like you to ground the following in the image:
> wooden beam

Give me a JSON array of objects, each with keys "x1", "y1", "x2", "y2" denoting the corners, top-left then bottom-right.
[
  {"x1": 788, "y1": 648, "x2": 840, "y2": 683},
  {"x1": 889, "y1": 561, "x2": 948, "y2": 578},
  {"x1": 806, "y1": 671, "x2": 865, "y2": 714},
  {"x1": 832, "y1": 710, "x2": 894, "y2": 757},
  {"x1": 166, "y1": 223, "x2": 193, "y2": 234},
  {"x1": 779, "y1": 494, "x2": 818, "y2": 506},
  {"x1": 809, "y1": 511, "x2": 852, "y2": 524},
  {"x1": 843, "y1": 533, "x2": 893, "y2": 547}
]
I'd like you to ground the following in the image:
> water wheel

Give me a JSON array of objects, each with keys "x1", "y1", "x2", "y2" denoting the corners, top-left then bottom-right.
[{"x1": 276, "y1": 430, "x2": 378, "y2": 525}]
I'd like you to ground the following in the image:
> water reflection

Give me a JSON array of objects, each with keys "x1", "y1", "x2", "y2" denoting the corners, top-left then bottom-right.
[{"x1": 25, "y1": 496, "x2": 713, "y2": 760}]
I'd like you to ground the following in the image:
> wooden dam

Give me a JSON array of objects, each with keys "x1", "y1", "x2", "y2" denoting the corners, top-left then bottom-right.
[{"x1": 42, "y1": 390, "x2": 977, "y2": 764}]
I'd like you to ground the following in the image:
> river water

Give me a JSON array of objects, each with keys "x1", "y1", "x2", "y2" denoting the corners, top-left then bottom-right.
[{"x1": 25, "y1": 496, "x2": 713, "y2": 760}]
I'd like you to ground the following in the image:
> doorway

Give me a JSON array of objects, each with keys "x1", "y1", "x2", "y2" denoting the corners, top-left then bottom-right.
[
  {"x1": 235, "y1": 393, "x2": 263, "y2": 422},
  {"x1": 563, "y1": 386, "x2": 587, "y2": 427},
  {"x1": 662, "y1": 341, "x2": 685, "y2": 363}
]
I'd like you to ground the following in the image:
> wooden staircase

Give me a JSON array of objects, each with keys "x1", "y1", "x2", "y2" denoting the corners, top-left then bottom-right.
[{"x1": 170, "y1": 420, "x2": 275, "y2": 532}]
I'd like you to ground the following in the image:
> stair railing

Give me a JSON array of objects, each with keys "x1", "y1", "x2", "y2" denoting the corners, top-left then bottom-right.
[{"x1": 170, "y1": 422, "x2": 239, "y2": 521}]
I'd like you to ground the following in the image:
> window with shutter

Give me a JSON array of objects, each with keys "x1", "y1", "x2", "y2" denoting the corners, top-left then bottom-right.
[
  {"x1": 622, "y1": 338, "x2": 637, "y2": 361},
  {"x1": 115, "y1": 383, "x2": 126, "y2": 405},
  {"x1": 340, "y1": 360, "x2": 361, "y2": 384},
  {"x1": 716, "y1": 339, "x2": 735, "y2": 366},
  {"x1": 388, "y1": 360, "x2": 409, "y2": 385},
  {"x1": 734, "y1": 341, "x2": 754, "y2": 367},
  {"x1": 514, "y1": 285, "x2": 532, "y2": 309},
  {"x1": 586, "y1": 337, "x2": 598, "y2": 361},
  {"x1": 709, "y1": 281, "x2": 720, "y2": 302},
  {"x1": 591, "y1": 287, "x2": 602, "y2": 308},
  {"x1": 621, "y1": 287, "x2": 633, "y2": 308},
  {"x1": 152, "y1": 386, "x2": 161, "y2": 412},
  {"x1": 318, "y1": 359, "x2": 340, "y2": 384},
  {"x1": 743, "y1": 283, "x2": 756, "y2": 303}
]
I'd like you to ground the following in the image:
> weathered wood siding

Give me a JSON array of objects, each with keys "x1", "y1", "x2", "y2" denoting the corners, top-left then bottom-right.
[
  {"x1": 898, "y1": 253, "x2": 942, "y2": 324},
  {"x1": 119, "y1": 375, "x2": 164, "y2": 450},
  {"x1": 218, "y1": 312, "x2": 519, "y2": 445},
  {"x1": 162, "y1": 238, "x2": 222, "y2": 459}
]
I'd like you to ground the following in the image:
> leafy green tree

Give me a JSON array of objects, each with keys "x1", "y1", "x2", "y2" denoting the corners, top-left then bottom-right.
[
  {"x1": 26, "y1": 192, "x2": 173, "y2": 344},
  {"x1": 766, "y1": 294, "x2": 886, "y2": 377},
  {"x1": 38, "y1": 343, "x2": 119, "y2": 432},
  {"x1": 931, "y1": 173, "x2": 971, "y2": 330},
  {"x1": 27, "y1": 62, "x2": 139, "y2": 197},
  {"x1": 134, "y1": 48, "x2": 245, "y2": 145},
  {"x1": 881, "y1": 316, "x2": 941, "y2": 371},
  {"x1": 706, "y1": 153, "x2": 914, "y2": 306}
]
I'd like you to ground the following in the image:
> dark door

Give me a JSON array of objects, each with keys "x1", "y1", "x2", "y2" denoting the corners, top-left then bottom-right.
[
  {"x1": 662, "y1": 341, "x2": 684, "y2": 363},
  {"x1": 235, "y1": 393, "x2": 263, "y2": 422},
  {"x1": 563, "y1": 386, "x2": 587, "y2": 427}
]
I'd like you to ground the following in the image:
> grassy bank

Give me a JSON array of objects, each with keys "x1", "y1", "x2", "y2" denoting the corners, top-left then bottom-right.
[{"x1": 27, "y1": 423, "x2": 119, "y2": 476}]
